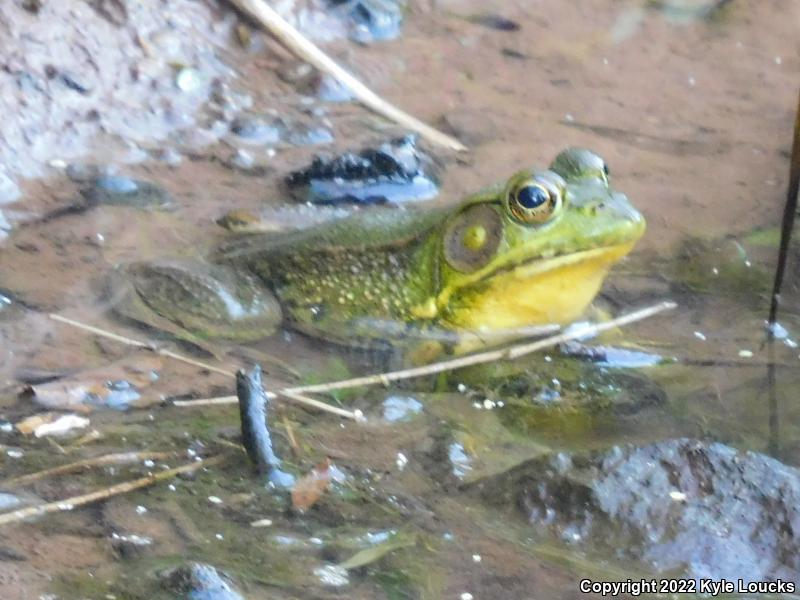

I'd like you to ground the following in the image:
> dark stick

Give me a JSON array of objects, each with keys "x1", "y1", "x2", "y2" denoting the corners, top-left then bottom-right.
[
  {"x1": 765, "y1": 89, "x2": 800, "y2": 457},
  {"x1": 768, "y1": 89, "x2": 800, "y2": 326},
  {"x1": 236, "y1": 365, "x2": 295, "y2": 488}
]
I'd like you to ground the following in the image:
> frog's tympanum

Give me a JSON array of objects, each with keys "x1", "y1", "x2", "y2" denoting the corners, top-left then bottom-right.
[{"x1": 111, "y1": 148, "x2": 645, "y2": 357}]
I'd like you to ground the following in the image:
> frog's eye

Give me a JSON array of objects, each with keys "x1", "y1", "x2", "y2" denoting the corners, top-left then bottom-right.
[
  {"x1": 508, "y1": 182, "x2": 560, "y2": 225},
  {"x1": 443, "y1": 204, "x2": 503, "y2": 273}
]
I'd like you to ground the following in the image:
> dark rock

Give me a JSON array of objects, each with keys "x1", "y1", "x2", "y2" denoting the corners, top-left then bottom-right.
[
  {"x1": 316, "y1": 73, "x2": 354, "y2": 102},
  {"x1": 276, "y1": 61, "x2": 315, "y2": 86},
  {"x1": 110, "y1": 532, "x2": 153, "y2": 560},
  {"x1": 161, "y1": 562, "x2": 245, "y2": 600},
  {"x1": 58, "y1": 71, "x2": 93, "y2": 95},
  {"x1": 152, "y1": 147, "x2": 183, "y2": 167},
  {"x1": 0, "y1": 546, "x2": 26, "y2": 561},
  {"x1": 65, "y1": 163, "x2": 114, "y2": 183},
  {"x1": 327, "y1": 0, "x2": 404, "y2": 44},
  {"x1": 226, "y1": 148, "x2": 256, "y2": 172},
  {"x1": 501, "y1": 48, "x2": 531, "y2": 60},
  {"x1": 467, "y1": 13, "x2": 521, "y2": 31},
  {"x1": 80, "y1": 175, "x2": 173, "y2": 208},
  {"x1": 229, "y1": 114, "x2": 281, "y2": 145},
  {"x1": 473, "y1": 438, "x2": 800, "y2": 584},
  {"x1": 284, "y1": 123, "x2": 334, "y2": 146},
  {"x1": 285, "y1": 134, "x2": 439, "y2": 205}
]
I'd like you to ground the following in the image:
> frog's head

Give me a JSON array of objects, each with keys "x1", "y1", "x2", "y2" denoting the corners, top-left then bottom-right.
[{"x1": 433, "y1": 148, "x2": 645, "y2": 329}]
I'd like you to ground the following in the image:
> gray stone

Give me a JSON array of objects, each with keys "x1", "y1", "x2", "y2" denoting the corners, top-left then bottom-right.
[{"x1": 474, "y1": 438, "x2": 800, "y2": 584}]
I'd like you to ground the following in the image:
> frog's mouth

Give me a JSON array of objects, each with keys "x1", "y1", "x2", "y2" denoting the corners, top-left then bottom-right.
[
  {"x1": 436, "y1": 242, "x2": 638, "y2": 329},
  {"x1": 449, "y1": 242, "x2": 637, "y2": 292},
  {"x1": 499, "y1": 242, "x2": 637, "y2": 279}
]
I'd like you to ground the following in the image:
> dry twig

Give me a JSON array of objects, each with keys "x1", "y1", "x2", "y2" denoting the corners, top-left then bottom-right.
[
  {"x1": 49, "y1": 314, "x2": 235, "y2": 377},
  {"x1": 175, "y1": 301, "x2": 676, "y2": 407},
  {"x1": 48, "y1": 313, "x2": 360, "y2": 420},
  {"x1": 225, "y1": 0, "x2": 467, "y2": 152},
  {"x1": 1, "y1": 451, "x2": 174, "y2": 488},
  {"x1": 0, "y1": 456, "x2": 224, "y2": 527}
]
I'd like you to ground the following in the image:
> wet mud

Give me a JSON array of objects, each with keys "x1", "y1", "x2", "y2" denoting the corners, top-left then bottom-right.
[{"x1": 0, "y1": 0, "x2": 799, "y2": 598}]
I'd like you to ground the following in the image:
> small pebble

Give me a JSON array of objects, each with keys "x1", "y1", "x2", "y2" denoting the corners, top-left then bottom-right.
[
  {"x1": 208, "y1": 496, "x2": 223, "y2": 505},
  {"x1": 472, "y1": 554, "x2": 482, "y2": 563},
  {"x1": 316, "y1": 73, "x2": 355, "y2": 102},
  {"x1": 176, "y1": 67, "x2": 204, "y2": 93},
  {"x1": 228, "y1": 149, "x2": 256, "y2": 171},
  {"x1": 215, "y1": 533, "x2": 224, "y2": 540},
  {"x1": 135, "y1": 505, "x2": 148, "y2": 515},
  {"x1": 250, "y1": 518, "x2": 273, "y2": 528},
  {"x1": 396, "y1": 452, "x2": 408, "y2": 471},
  {"x1": 669, "y1": 490, "x2": 687, "y2": 502},
  {"x1": 693, "y1": 331, "x2": 706, "y2": 341},
  {"x1": 313, "y1": 564, "x2": 349, "y2": 587},
  {"x1": 738, "y1": 350, "x2": 753, "y2": 358},
  {"x1": 460, "y1": 593, "x2": 474, "y2": 600}
]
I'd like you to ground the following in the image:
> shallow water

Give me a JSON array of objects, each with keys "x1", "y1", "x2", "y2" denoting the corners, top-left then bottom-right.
[{"x1": 0, "y1": 0, "x2": 799, "y2": 598}]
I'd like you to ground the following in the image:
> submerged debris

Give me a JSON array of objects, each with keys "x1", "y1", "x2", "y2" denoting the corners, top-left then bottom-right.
[
  {"x1": 285, "y1": 135, "x2": 439, "y2": 205},
  {"x1": 236, "y1": 365, "x2": 295, "y2": 488},
  {"x1": 291, "y1": 458, "x2": 333, "y2": 512},
  {"x1": 80, "y1": 175, "x2": 174, "y2": 209},
  {"x1": 21, "y1": 355, "x2": 162, "y2": 411},
  {"x1": 15, "y1": 413, "x2": 90, "y2": 437},
  {"x1": 382, "y1": 395, "x2": 423, "y2": 422},
  {"x1": 161, "y1": 562, "x2": 245, "y2": 600}
]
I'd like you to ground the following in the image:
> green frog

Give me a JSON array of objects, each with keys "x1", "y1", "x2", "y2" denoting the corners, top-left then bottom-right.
[{"x1": 110, "y1": 148, "x2": 645, "y2": 358}]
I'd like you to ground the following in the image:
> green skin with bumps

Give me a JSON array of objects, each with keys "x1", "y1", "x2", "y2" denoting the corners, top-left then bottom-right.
[{"x1": 115, "y1": 149, "x2": 645, "y2": 353}]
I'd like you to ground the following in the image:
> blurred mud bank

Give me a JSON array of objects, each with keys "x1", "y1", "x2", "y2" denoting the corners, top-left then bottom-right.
[{"x1": 0, "y1": 0, "x2": 399, "y2": 203}]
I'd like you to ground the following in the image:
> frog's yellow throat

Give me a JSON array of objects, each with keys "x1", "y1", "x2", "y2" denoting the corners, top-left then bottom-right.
[{"x1": 440, "y1": 242, "x2": 636, "y2": 330}]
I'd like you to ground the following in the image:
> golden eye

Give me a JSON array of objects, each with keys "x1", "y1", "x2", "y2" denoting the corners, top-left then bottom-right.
[{"x1": 509, "y1": 182, "x2": 560, "y2": 225}]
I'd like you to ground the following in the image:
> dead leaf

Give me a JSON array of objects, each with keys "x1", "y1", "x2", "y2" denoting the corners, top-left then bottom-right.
[
  {"x1": 15, "y1": 413, "x2": 58, "y2": 435},
  {"x1": 338, "y1": 530, "x2": 417, "y2": 570},
  {"x1": 291, "y1": 458, "x2": 332, "y2": 513},
  {"x1": 16, "y1": 413, "x2": 90, "y2": 437}
]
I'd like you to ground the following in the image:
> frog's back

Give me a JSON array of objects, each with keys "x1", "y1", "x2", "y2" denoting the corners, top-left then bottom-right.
[{"x1": 214, "y1": 204, "x2": 452, "y2": 263}]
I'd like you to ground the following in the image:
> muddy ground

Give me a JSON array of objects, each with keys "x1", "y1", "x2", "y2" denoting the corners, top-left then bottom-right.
[{"x1": 0, "y1": 0, "x2": 799, "y2": 598}]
